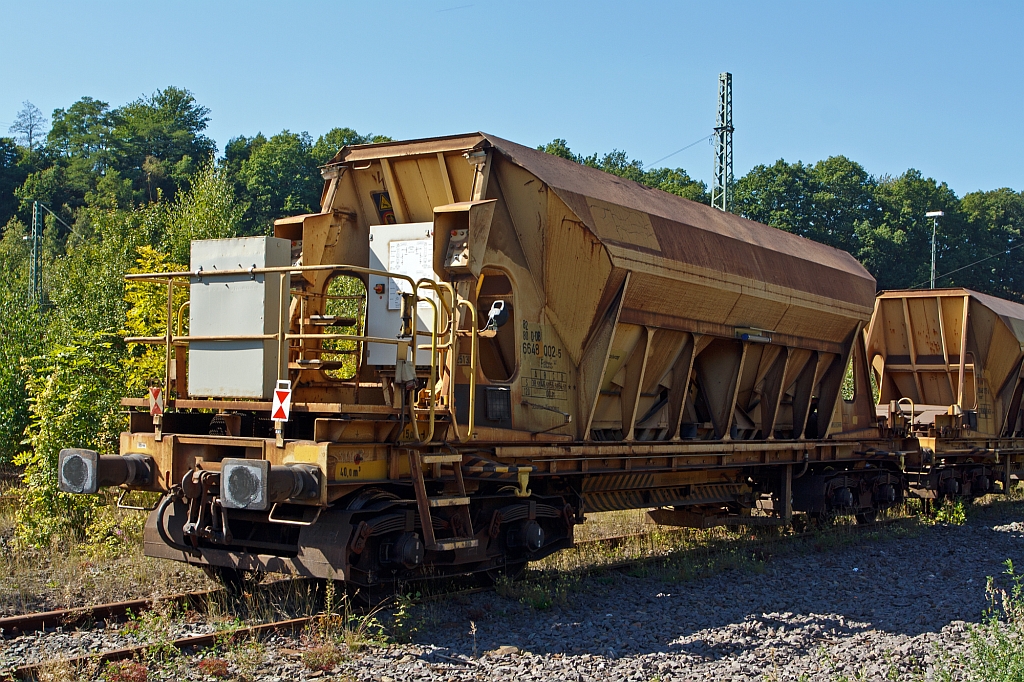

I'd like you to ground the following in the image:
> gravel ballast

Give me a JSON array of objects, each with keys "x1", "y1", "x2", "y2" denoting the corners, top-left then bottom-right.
[{"x1": 2, "y1": 503, "x2": 1021, "y2": 681}]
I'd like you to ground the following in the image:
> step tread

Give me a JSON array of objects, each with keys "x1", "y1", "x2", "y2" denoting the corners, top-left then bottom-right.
[
  {"x1": 421, "y1": 454, "x2": 463, "y2": 464},
  {"x1": 432, "y1": 538, "x2": 479, "y2": 551},
  {"x1": 427, "y1": 496, "x2": 470, "y2": 508}
]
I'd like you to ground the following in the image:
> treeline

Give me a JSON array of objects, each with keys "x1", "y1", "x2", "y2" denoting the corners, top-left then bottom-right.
[
  {"x1": 0, "y1": 89, "x2": 390, "y2": 237},
  {"x1": 0, "y1": 88, "x2": 392, "y2": 542},
  {"x1": 0, "y1": 87, "x2": 1021, "y2": 544},
  {"x1": 539, "y1": 140, "x2": 1024, "y2": 297}
]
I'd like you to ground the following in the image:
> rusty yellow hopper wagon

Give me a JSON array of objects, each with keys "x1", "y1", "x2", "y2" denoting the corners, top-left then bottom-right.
[{"x1": 57, "y1": 133, "x2": 1024, "y2": 591}]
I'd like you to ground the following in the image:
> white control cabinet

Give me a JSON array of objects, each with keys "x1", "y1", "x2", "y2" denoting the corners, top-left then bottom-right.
[
  {"x1": 366, "y1": 223, "x2": 439, "y2": 366},
  {"x1": 188, "y1": 237, "x2": 290, "y2": 398}
]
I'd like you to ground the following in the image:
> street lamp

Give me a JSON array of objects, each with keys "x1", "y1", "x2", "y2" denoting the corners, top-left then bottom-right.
[{"x1": 926, "y1": 211, "x2": 944, "y2": 289}]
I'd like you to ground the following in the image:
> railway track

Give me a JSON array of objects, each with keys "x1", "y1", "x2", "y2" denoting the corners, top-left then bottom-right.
[
  {"x1": 0, "y1": 590, "x2": 221, "y2": 638},
  {"x1": 0, "y1": 516, "x2": 916, "y2": 680}
]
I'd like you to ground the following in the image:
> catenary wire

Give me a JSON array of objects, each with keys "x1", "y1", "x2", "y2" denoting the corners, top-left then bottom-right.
[
  {"x1": 647, "y1": 131, "x2": 712, "y2": 166},
  {"x1": 909, "y1": 239, "x2": 1024, "y2": 289}
]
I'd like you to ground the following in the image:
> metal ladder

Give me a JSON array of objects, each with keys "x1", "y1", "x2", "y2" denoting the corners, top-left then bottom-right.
[{"x1": 408, "y1": 450, "x2": 479, "y2": 551}]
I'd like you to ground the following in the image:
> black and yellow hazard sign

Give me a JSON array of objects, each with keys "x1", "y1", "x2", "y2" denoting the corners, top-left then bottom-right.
[{"x1": 371, "y1": 191, "x2": 397, "y2": 224}]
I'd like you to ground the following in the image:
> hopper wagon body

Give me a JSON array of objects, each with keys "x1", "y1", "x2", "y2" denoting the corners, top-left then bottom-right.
[
  {"x1": 866, "y1": 288, "x2": 1024, "y2": 498},
  {"x1": 56, "y1": 133, "x2": 1023, "y2": 591}
]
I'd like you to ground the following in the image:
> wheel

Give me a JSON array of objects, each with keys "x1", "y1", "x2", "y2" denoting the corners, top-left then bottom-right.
[
  {"x1": 202, "y1": 565, "x2": 265, "y2": 594},
  {"x1": 855, "y1": 510, "x2": 878, "y2": 525}
]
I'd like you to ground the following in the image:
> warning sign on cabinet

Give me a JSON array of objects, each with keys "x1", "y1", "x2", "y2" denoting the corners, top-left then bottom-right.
[{"x1": 387, "y1": 238, "x2": 435, "y2": 310}]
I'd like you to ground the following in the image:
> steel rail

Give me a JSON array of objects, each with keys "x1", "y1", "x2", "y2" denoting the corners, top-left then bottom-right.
[
  {"x1": 1, "y1": 583, "x2": 490, "y2": 681},
  {"x1": 0, "y1": 528, "x2": 736, "y2": 640},
  {"x1": 0, "y1": 576, "x2": 314, "y2": 640}
]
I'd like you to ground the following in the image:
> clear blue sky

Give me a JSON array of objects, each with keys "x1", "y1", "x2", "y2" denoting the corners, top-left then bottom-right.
[{"x1": 2, "y1": 0, "x2": 1022, "y2": 196}]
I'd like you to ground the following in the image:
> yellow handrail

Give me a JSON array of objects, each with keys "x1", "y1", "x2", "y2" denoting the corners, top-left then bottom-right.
[
  {"x1": 125, "y1": 263, "x2": 416, "y2": 284},
  {"x1": 896, "y1": 397, "x2": 916, "y2": 432},
  {"x1": 455, "y1": 299, "x2": 479, "y2": 441},
  {"x1": 126, "y1": 262, "x2": 479, "y2": 446},
  {"x1": 175, "y1": 301, "x2": 190, "y2": 338},
  {"x1": 417, "y1": 296, "x2": 440, "y2": 444}
]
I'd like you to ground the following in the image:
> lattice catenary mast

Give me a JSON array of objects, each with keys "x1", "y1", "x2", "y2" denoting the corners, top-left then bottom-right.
[
  {"x1": 29, "y1": 201, "x2": 43, "y2": 306},
  {"x1": 712, "y1": 72, "x2": 734, "y2": 212}
]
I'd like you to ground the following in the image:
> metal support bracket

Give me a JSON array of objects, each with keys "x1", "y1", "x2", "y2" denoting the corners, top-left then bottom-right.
[
  {"x1": 267, "y1": 503, "x2": 322, "y2": 527},
  {"x1": 116, "y1": 488, "x2": 159, "y2": 512}
]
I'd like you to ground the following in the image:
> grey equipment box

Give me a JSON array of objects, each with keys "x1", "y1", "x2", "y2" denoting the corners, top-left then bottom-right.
[
  {"x1": 188, "y1": 237, "x2": 290, "y2": 399},
  {"x1": 366, "y1": 222, "x2": 438, "y2": 366}
]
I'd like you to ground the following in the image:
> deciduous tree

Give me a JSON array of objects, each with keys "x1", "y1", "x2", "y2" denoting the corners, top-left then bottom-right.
[{"x1": 9, "y1": 101, "x2": 48, "y2": 153}]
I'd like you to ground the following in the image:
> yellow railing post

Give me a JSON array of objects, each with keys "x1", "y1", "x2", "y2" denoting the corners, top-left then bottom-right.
[
  {"x1": 455, "y1": 299, "x2": 479, "y2": 440},
  {"x1": 278, "y1": 271, "x2": 287, "y2": 382},
  {"x1": 164, "y1": 279, "x2": 174, "y2": 404},
  {"x1": 416, "y1": 296, "x2": 440, "y2": 444}
]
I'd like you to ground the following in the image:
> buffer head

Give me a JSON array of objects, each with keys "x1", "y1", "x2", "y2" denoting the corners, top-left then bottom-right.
[
  {"x1": 220, "y1": 458, "x2": 271, "y2": 510},
  {"x1": 58, "y1": 449, "x2": 99, "y2": 494}
]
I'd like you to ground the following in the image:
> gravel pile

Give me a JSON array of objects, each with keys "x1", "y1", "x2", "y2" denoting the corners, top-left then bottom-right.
[{"x1": 2, "y1": 504, "x2": 1021, "y2": 681}]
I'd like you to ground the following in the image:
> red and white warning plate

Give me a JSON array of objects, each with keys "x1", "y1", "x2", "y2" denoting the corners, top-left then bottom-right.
[
  {"x1": 148, "y1": 387, "x2": 164, "y2": 416},
  {"x1": 271, "y1": 380, "x2": 292, "y2": 422}
]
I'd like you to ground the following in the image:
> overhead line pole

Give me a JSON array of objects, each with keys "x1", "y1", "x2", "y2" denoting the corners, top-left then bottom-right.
[
  {"x1": 926, "y1": 211, "x2": 944, "y2": 289},
  {"x1": 712, "y1": 72, "x2": 734, "y2": 212},
  {"x1": 24, "y1": 201, "x2": 79, "y2": 307},
  {"x1": 29, "y1": 201, "x2": 43, "y2": 306}
]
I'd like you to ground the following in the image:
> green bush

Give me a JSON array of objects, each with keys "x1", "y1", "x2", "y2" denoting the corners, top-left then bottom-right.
[
  {"x1": 934, "y1": 560, "x2": 1024, "y2": 682},
  {"x1": 0, "y1": 293, "x2": 43, "y2": 467},
  {"x1": 0, "y1": 220, "x2": 44, "y2": 467},
  {"x1": 11, "y1": 162, "x2": 244, "y2": 546},
  {"x1": 935, "y1": 499, "x2": 967, "y2": 525},
  {"x1": 84, "y1": 502, "x2": 149, "y2": 557},
  {"x1": 14, "y1": 333, "x2": 126, "y2": 545}
]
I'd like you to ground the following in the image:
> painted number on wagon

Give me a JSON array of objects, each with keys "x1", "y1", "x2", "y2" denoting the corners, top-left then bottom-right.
[{"x1": 521, "y1": 321, "x2": 560, "y2": 358}]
